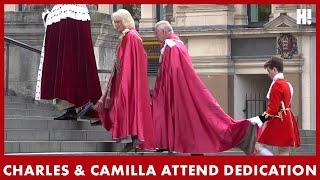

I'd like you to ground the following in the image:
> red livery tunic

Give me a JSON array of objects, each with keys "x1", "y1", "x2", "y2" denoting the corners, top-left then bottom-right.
[{"x1": 258, "y1": 78, "x2": 300, "y2": 147}]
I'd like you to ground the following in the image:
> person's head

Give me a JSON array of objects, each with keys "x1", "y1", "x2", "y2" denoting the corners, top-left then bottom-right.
[
  {"x1": 264, "y1": 56, "x2": 284, "y2": 79},
  {"x1": 154, "y1": 20, "x2": 174, "y2": 43},
  {"x1": 112, "y1": 9, "x2": 135, "y2": 32}
]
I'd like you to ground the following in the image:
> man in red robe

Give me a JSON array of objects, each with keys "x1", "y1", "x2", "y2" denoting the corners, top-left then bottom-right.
[
  {"x1": 250, "y1": 56, "x2": 300, "y2": 155},
  {"x1": 94, "y1": 9, "x2": 155, "y2": 151},
  {"x1": 36, "y1": 5, "x2": 101, "y2": 120},
  {"x1": 152, "y1": 21, "x2": 256, "y2": 154}
]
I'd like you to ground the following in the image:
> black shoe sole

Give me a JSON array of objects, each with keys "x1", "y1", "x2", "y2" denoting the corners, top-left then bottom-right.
[{"x1": 54, "y1": 117, "x2": 77, "y2": 120}]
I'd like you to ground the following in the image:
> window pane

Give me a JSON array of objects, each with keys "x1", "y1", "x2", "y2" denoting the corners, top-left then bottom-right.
[
  {"x1": 258, "y1": 5, "x2": 271, "y2": 22},
  {"x1": 250, "y1": 5, "x2": 259, "y2": 22},
  {"x1": 156, "y1": 4, "x2": 164, "y2": 22}
]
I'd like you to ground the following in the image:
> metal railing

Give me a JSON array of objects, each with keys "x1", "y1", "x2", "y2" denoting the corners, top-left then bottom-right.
[
  {"x1": 4, "y1": 36, "x2": 110, "y2": 95},
  {"x1": 243, "y1": 93, "x2": 267, "y2": 118},
  {"x1": 4, "y1": 36, "x2": 42, "y2": 95}
]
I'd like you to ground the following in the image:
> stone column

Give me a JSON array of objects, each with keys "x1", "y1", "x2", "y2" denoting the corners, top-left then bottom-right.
[
  {"x1": 139, "y1": 4, "x2": 156, "y2": 28},
  {"x1": 301, "y1": 34, "x2": 316, "y2": 130},
  {"x1": 234, "y1": 4, "x2": 248, "y2": 25},
  {"x1": 98, "y1": 4, "x2": 110, "y2": 14}
]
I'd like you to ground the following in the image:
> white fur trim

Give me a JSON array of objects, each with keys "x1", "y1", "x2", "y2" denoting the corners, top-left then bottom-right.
[
  {"x1": 287, "y1": 82, "x2": 293, "y2": 97},
  {"x1": 42, "y1": 10, "x2": 50, "y2": 27},
  {"x1": 165, "y1": 39, "x2": 176, "y2": 48},
  {"x1": 45, "y1": 4, "x2": 90, "y2": 26},
  {"x1": 266, "y1": 73, "x2": 284, "y2": 99},
  {"x1": 160, "y1": 39, "x2": 184, "y2": 55},
  {"x1": 35, "y1": 34, "x2": 46, "y2": 101}
]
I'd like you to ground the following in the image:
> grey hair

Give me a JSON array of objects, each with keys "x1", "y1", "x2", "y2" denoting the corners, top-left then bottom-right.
[
  {"x1": 112, "y1": 9, "x2": 135, "y2": 29},
  {"x1": 154, "y1": 20, "x2": 174, "y2": 33}
]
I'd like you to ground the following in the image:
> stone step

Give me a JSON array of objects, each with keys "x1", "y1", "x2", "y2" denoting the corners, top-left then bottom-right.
[
  {"x1": 256, "y1": 138, "x2": 315, "y2": 145},
  {"x1": 5, "y1": 96, "x2": 36, "y2": 103},
  {"x1": 4, "y1": 95, "x2": 315, "y2": 155},
  {"x1": 5, "y1": 129, "x2": 112, "y2": 141},
  {"x1": 5, "y1": 115, "x2": 57, "y2": 120},
  {"x1": 5, "y1": 108, "x2": 61, "y2": 117},
  {"x1": 259, "y1": 144, "x2": 315, "y2": 155},
  {"x1": 5, "y1": 152, "x2": 173, "y2": 156},
  {"x1": 5, "y1": 141, "x2": 123, "y2": 153},
  {"x1": 4, "y1": 118, "x2": 314, "y2": 144},
  {"x1": 5, "y1": 147, "x2": 314, "y2": 156},
  {"x1": 5, "y1": 151, "x2": 242, "y2": 156},
  {"x1": 5, "y1": 102, "x2": 57, "y2": 111},
  {"x1": 299, "y1": 130, "x2": 316, "y2": 137},
  {"x1": 290, "y1": 144, "x2": 316, "y2": 154},
  {"x1": 5, "y1": 118, "x2": 104, "y2": 130},
  {"x1": 298, "y1": 137, "x2": 316, "y2": 144}
]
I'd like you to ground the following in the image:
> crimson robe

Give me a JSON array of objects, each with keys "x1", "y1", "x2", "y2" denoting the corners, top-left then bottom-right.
[
  {"x1": 40, "y1": 16, "x2": 101, "y2": 108},
  {"x1": 99, "y1": 29, "x2": 155, "y2": 150},
  {"x1": 152, "y1": 33, "x2": 256, "y2": 154}
]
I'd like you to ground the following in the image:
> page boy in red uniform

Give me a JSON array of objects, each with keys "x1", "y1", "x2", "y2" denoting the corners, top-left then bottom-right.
[{"x1": 250, "y1": 56, "x2": 300, "y2": 155}]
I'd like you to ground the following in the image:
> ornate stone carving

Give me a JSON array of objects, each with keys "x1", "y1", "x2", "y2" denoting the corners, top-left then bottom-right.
[{"x1": 277, "y1": 33, "x2": 298, "y2": 59}]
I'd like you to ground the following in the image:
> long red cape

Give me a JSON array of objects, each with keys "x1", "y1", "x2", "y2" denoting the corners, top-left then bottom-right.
[
  {"x1": 99, "y1": 29, "x2": 155, "y2": 150},
  {"x1": 152, "y1": 33, "x2": 256, "y2": 154}
]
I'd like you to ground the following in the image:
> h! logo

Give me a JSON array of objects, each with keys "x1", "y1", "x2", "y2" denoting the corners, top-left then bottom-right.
[{"x1": 296, "y1": 9, "x2": 312, "y2": 25}]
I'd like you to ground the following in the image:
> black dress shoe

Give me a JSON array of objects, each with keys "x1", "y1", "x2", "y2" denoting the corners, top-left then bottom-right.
[
  {"x1": 54, "y1": 108, "x2": 77, "y2": 120},
  {"x1": 77, "y1": 101, "x2": 94, "y2": 118}
]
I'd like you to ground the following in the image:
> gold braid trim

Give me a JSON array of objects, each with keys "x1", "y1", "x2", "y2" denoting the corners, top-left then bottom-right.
[{"x1": 262, "y1": 108, "x2": 291, "y2": 122}]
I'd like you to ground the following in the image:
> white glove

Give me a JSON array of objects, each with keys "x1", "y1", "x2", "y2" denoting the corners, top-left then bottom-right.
[{"x1": 249, "y1": 116, "x2": 263, "y2": 128}]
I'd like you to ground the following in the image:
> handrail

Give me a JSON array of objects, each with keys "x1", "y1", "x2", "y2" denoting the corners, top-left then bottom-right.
[{"x1": 4, "y1": 36, "x2": 41, "y2": 54}]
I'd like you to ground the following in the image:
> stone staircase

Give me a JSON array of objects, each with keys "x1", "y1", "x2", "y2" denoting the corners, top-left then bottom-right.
[
  {"x1": 5, "y1": 95, "x2": 123, "y2": 155},
  {"x1": 4, "y1": 95, "x2": 315, "y2": 156}
]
